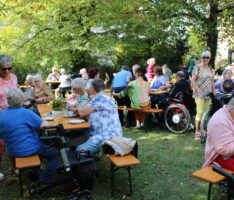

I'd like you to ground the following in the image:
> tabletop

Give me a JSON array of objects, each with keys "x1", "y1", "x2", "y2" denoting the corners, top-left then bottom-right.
[
  {"x1": 37, "y1": 104, "x2": 90, "y2": 130},
  {"x1": 149, "y1": 90, "x2": 169, "y2": 95},
  {"x1": 44, "y1": 81, "x2": 60, "y2": 84}
]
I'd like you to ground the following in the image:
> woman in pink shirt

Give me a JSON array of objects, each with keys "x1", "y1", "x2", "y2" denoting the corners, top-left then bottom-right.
[
  {"x1": 0, "y1": 55, "x2": 18, "y2": 180},
  {"x1": 146, "y1": 58, "x2": 156, "y2": 81},
  {"x1": 203, "y1": 97, "x2": 234, "y2": 170}
]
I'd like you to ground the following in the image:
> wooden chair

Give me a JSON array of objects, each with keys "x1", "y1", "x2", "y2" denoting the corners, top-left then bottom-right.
[
  {"x1": 15, "y1": 155, "x2": 41, "y2": 197},
  {"x1": 106, "y1": 154, "x2": 140, "y2": 197}
]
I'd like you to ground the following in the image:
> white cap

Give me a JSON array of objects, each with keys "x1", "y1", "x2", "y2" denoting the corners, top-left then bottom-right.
[{"x1": 201, "y1": 51, "x2": 211, "y2": 58}]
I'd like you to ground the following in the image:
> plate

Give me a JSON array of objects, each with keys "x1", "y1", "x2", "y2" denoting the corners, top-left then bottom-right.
[
  {"x1": 68, "y1": 119, "x2": 84, "y2": 124},
  {"x1": 42, "y1": 117, "x2": 54, "y2": 121},
  {"x1": 63, "y1": 114, "x2": 77, "y2": 118}
]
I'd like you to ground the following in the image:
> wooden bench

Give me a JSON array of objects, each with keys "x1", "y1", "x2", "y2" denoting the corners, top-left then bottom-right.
[
  {"x1": 15, "y1": 155, "x2": 41, "y2": 197},
  {"x1": 192, "y1": 166, "x2": 234, "y2": 200},
  {"x1": 106, "y1": 154, "x2": 140, "y2": 197}
]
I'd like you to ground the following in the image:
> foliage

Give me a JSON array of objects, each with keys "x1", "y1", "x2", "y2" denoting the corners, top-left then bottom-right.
[{"x1": 51, "y1": 98, "x2": 67, "y2": 111}]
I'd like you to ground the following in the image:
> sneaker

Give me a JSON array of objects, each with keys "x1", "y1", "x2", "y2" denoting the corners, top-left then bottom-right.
[
  {"x1": 195, "y1": 132, "x2": 201, "y2": 140},
  {"x1": 0, "y1": 172, "x2": 4, "y2": 181},
  {"x1": 135, "y1": 124, "x2": 141, "y2": 129},
  {"x1": 140, "y1": 122, "x2": 144, "y2": 128}
]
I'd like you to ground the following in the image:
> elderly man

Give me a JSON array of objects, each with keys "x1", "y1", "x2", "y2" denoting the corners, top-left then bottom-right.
[
  {"x1": 203, "y1": 97, "x2": 234, "y2": 170},
  {"x1": 0, "y1": 88, "x2": 59, "y2": 186},
  {"x1": 111, "y1": 65, "x2": 133, "y2": 127}
]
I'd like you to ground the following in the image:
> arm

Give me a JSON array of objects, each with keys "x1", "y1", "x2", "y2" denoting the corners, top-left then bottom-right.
[
  {"x1": 40, "y1": 120, "x2": 49, "y2": 128},
  {"x1": 191, "y1": 74, "x2": 201, "y2": 94},
  {"x1": 77, "y1": 106, "x2": 95, "y2": 118}
]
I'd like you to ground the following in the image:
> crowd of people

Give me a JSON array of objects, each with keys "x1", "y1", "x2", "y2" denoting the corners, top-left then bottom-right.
[{"x1": 0, "y1": 51, "x2": 233, "y2": 192}]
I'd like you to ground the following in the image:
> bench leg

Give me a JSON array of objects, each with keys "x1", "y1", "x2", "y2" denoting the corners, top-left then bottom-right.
[
  {"x1": 111, "y1": 164, "x2": 115, "y2": 197},
  {"x1": 207, "y1": 183, "x2": 212, "y2": 200},
  {"x1": 19, "y1": 169, "x2": 23, "y2": 197},
  {"x1": 127, "y1": 167, "x2": 133, "y2": 196}
]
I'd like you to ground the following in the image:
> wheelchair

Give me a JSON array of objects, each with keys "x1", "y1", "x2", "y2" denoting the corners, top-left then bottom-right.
[
  {"x1": 29, "y1": 124, "x2": 96, "y2": 200},
  {"x1": 163, "y1": 91, "x2": 196, "y2": 134}
]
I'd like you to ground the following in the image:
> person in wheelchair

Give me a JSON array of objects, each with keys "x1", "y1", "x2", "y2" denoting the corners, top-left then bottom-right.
[
  {"x1": 0, "y1": 88, "x2": 59, "y2": 187},
  {"x1": 203, "y1": 97, "x2": 234, "y2": 170}
]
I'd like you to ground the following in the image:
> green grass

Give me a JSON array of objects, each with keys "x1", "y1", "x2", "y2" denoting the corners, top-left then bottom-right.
[{"x1": 0, "y1": 127, "x2": 222, "y2": 200}]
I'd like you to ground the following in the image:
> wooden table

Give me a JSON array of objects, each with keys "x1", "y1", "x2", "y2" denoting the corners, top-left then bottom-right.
[
  {"x1": 37, "y1": 104, "x2": 90, "y2": 130},
  {"x1": 44, "y1": 81, "x2": 60, "y2": 84},
  {"x1": 149, "y1": 90, "x2": 169, "y2": 95}
]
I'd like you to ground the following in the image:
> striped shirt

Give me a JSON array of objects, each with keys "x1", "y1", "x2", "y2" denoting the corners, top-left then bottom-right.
[{"x1": 192, "y1": 65, "x2": 213, "y2": 99}]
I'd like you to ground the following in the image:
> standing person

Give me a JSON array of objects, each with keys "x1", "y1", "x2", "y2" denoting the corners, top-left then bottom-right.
[
  {"x1": 46, "y1": 67, "x2": 60, "y2": 89},
  {"x1": 55, "y1": 68, "x2": 71, "y2": 98},
  {"x1": 188, "y1": 58, "x2": 198, "y2": 77},
  {"x1": 146, "y1": 58, "x2": 156, "y2": 81},
  {"x1": 191, "y1": 51, "x2": 215, "y2": 139},
  {"x1": 162, "y1": 64, "x2": 172, "y2": 80},
  {"x1": 111, "y1": 65, "x2": 133, "y2": 127},
  {"x1": 0, "y1": 55, "x2": 18, "y2": 180}
]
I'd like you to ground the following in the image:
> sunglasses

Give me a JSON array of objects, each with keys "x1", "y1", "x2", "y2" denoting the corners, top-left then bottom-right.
[
  {"x1": 202, "y1": 57, "x2": 210, "y2": 59},
  {"x1": 1, "y1": 67, "x2": 12, "y2": 71}
]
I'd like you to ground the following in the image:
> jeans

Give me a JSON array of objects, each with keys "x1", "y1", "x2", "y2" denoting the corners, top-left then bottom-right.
[
  {"x1": 76, "y1": 138, "x2": 100, "y2": 154},
  {"x1": 36, "y1": 143, "x2": 59, "y2": 183}
]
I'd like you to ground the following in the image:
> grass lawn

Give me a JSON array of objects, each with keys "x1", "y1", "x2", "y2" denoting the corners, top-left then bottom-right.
[{"x1": 0, "y1": 127, "x2": 222, "y2": 200}]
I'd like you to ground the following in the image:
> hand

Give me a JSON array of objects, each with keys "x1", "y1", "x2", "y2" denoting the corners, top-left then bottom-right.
[
  {"x1": 195, "y1": 87, "x2": 202, "y2": 96},
  {"x1": 36, "y1": 97, "x2": 44, "y2": 103},
  {"x1": 104, "y1": 73, "x2": 110, "y2": 85},
  {"x1": 112, "y1": 93, "x2": 119, "y2": 97}
]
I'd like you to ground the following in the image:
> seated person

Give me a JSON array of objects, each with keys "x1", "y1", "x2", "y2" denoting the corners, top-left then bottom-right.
[
  {"x1": 66, "y1": 90, "x2": 78, "y2": 107},
  {"x1": 114, "y1": 67, "x2": 150, "y2": 128},
  {"x1": 203, "y1": 97, "x2": 234, "y2": 170},
  {"x1": 74, "y1": 80, "x2": 123, "y2": 154},
  {"x1": 55, "y1": 68, "x2": 71, "y2": 98},
  {"x1": 24, "y1": 74, "x2": 34, "y2": 99},
  {"x1": 215, "y1": 69, "x2": 233, "y2": 93},
  {"x1": 0, "y1": 88, "x2": 59, "y2": 185}
]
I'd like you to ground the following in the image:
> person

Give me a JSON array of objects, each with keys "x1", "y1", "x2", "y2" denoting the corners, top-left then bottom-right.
[
  {"x1": 162, "y1": 64, "x2": 172, "y2": 80},
  {"x1": 0, "y1": 88, "x2": 59, "y2": 186},
  {"x1": 46, "y1": 67, "x2": 60, "y2": 89},
  {"x1": 150, "y1": 67, "x2": 169, "y2": 90},
  {"x1": 180, "y1": 65, "x2": 190, "y2": 80},
  {"x1": 111, "y1": 65, "x2": 133, "y2": 127},
  {"x1": 79, "y1": 68, "x2": 87, "y2": 76},
  {"x1": 86, "y1": 67, "x2": 100, "y2": 89},
  {"x1": 203, "y1": 97, "x2": 234, "y2": 170},
  {"x1": 146, "y1": 58, "x2": 156, "y2": 81},
  {"x1": 55, "y1": 68, "x2": 71, "y2": 98},
  {"x1": 74, "y1": 80, "x2": 122, "y2": 154},
  {"x1": 70, "y1": 78, "x2": 89, "y2": 110},
  {"x1": 0, "y1": 55, "x2": 18, "y2": 180},
  {"x1": 191, "y1": 51, "x2": 215, "y2": 139},
  {"x1": 188, "y1": 58, "x2": 197, "y2": 76},
  {"x1": 215, "y1": 69, "x2": 234, "y2": 93},
  {"x1": 24, "y1": 74, "x2": 34, "y2": 99},
  {"x1": 132, "y1": 64, "x2": 147, "y2": 81},
  {"x1": 115, "y1": 67, "x2": 150, "y2": 128}
]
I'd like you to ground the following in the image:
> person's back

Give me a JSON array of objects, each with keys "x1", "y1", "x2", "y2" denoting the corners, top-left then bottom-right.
[{"x1": 112, "y1": 69, "x2": 132, "y2": 88}]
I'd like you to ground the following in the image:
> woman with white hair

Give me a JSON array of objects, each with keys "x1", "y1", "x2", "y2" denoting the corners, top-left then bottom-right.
[
  {"x1": 0, "y1": 88, "x2": 59, "y2": 185},
  {"x1": 215, "y1": 69, "x2": 234, "y2": 93},
  {"x1": 203, "y1": 97, "x2": 234, "y2": 170},
  {"x1": 55, "y1": 68, "x2": 71, "y2": 98},
  {"x1": 46, "y1": 67, "x2": 60, "y2": 89},
  {"x1": 191, "y1": 51, "x2": 215, "y2": 139},
  {"x1": 146, "y1": 58, "x2": 156, "y2": 81},
  {"x1": 0, "y1": 55, "x2": 18, "y2": 180}
]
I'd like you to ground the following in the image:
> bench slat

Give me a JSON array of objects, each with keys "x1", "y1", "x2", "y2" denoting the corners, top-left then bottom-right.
[
  {"x1": 106, "y1": 154, "x2": 140, "y2": 167},
  {"x1": 16, "y1": 155, "x2": 41, "y2": 169},
  {"x1": 118, "y1": 106, "x2": 163, "y2": 113}
]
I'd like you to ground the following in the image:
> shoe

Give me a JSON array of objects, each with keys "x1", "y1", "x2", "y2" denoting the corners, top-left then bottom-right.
[
  {"x1": 0, "y1": 172, "x2": 4, "y2": 181},
  {"x1": 135, "y1": 124, "x2": 141, "y2": 129},
  {"x1": 140, "y1": 122, "x2": 144, "y2": 128},
  {"x1": 195, "y1": 132, "x2": 201, "y2": 140}
]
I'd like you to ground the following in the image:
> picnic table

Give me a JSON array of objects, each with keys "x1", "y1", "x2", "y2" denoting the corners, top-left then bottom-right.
[
  {"x1": 149, "y1": 89, "x2": 169, "y2": 95},
  {"x1": 44, "y1": 81, "x2": 60, "y2": 84}
]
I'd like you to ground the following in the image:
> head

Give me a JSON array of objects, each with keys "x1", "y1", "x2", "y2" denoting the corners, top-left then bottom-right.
[
  {"x1": 154, "y1": 67, "x2": 163, "y2": 77},
  {"x1": 162, "y1": 64, "x2": 168, "y2": 69},
  {"x1": 223, "y1": 79, "x2": 234, "y2": 93},
  {"x1": 201, "y1": 51, "x2": 211, "y2": 65},
  {"x1": 33, "y1": 75, "x2": 44, "y2": 88},
  {"x1": 223, "y1": 69, "x2": 233, "y2": 80},
  {"x1": 132, "y1": 64, "x2": 140, "y2": 76},
  {"x1": 147, "y1": 58, "x2": 156, "y2": 66},
  {"x1": 71, "y1": 78, "x2": 87, "y2": 95},
  {"x1": 176, "y1": 71, "x2": 185, "y2": 82},
  {"x1": 25, "y1": 74, "x2": 34, "y2": 87},
  {"x1": 88, "y1": 67, "x2": 100, "y2": 79},
  {"x1": 87, "y1": 79, "x2": 105, "y2": 96},
  {"x1": 60, "y1": 68, "x2": 66, "y2": 75},
  {"x1": 82, "y1": 74, "x2": 89, "y2": 81},
  {"x1": 52, "y1": 67, "x2": 58, "y2": 73},
  {"x1": 79, "y1": 68, "x2": 87, "y2": 75},
  {"x1": 0, "y1": 55, "x2": 12, "y2": 78},
  {"x1": 135, "y1": 66, "x2": 146, "y2": 78},
  {"x1": 121, "y1": 65, "x2": 130, "y2": 71},
  {"x1": 7, "y1": 88, "x2": 25, "y2": 108}
]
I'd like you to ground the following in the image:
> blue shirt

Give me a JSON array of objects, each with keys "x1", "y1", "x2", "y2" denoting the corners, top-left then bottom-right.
[
  {"x1": 151, "y1": 75, "x2": 169, "y2": 90},
  {"x1": 0, "y1": 108, "x2": 43, "y2": 157},
  {"x1": 88, "y1": 94, "x2": 123, "y2": 146},
  {"x1": 112, "y1": 70, "x2": 132, "y2": 88}
]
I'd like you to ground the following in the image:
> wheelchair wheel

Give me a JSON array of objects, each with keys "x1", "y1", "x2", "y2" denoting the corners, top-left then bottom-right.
[
  {"x1": 200, "y1": 110, "x2": 212, "y2": 144},
  {"x1": 164, "y1": 104, "x2": 191, "y2": 134}
]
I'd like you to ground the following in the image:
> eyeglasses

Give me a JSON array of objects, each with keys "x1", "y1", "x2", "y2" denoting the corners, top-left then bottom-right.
[
  {"x1": 202, "y1": 57, "x2": 210, "y2": 59},
  {"x1": 1, "y1": 67, "x2": 12, "y2": 71}
]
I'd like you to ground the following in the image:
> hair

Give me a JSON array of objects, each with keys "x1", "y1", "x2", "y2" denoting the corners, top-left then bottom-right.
[
  {"x1": 0, "y1": 55, "x2": 12, "y2": 67},
  {"x1": 176, "y1": 71, "x2": 185, "y2": 79},
  {"x1": 223, "y1": 79, "x2": 234, "y2": 93},
  {"x1": 147, "y1": 58, "x2": 155, "y2": 65},
  {"x1": 7, "y1": 88, "x2": 25, "y2": 108},
  {"x1": 132, "y1": 64, "x2": 140, "y2": 71},
  {"x1": 121, "y1": 65, "x2": 130, "y2": 71},
  {"x1": 162, "y1": 64, "x2": 168, "y2": 69},
  {"x1": 26, "y1": 74, "x2": 33, "y2": 81},
  {"x1": 91, "y1": 79, "x2": 105, "y2": 93},
  {"x1": 222, "y1": 69, "x2": 232, "y2": 76},
  {"x1": 60, "y1": 68, "x2": 66, "y2": 75},
  {"x1": 88, "y1": 67, "x2": 99, "y2": 79},
  {"x1": 71, "y1": 78, "x2": 87, "y2": 90},
  {"x1": 52, "y1": 67, "x2": 57, "y2": 71},
  {"x1": 154, "y1": 67, "x2": 163, "y2": 76},
  {"x1": 33, "y1": 74, "x2": 43, "y2": 82},
  {"x1": 135, "y1": 66, "x2": 146, "y2": 77},
  {"x1": 201, "y1": 50, "x2": 211, "y2": 58}
]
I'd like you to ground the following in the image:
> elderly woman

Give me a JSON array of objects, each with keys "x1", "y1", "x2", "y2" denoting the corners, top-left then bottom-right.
[
  {"x1": 146, "y1": 58, "x2": 156, "y2": 81},
  {"x1": 0, "y1": 88, "x2": 59, "y2": 185},
  {"x1": 46, "y1": 67, "x2": 60, "y2": 89},
  {"x1": 75, "y1": 79, "x2": 122, "y2": 154},
  {"x1": 55, "y1": 68, "x2": 71, "y2": 98},
  {"x1": 215, "y1": 69, "x2": 234, "y2": 94},
  {"x1": 203, "y1": 97, "x2": 234, "y2": 170},
  {"x1": 191, "y1": 51, "x2": 215, "y2": 139},
  {"x1": 0, "y1": 55, "x2": 18, "y2": 180}
]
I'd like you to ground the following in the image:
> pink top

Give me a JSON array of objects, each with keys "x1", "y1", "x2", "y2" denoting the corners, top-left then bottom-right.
[
  {"x1": 66, "y1": 93, "x2": 78, "y2": 106},
  {"x1": 0, "y1": 73, "x2": 18, "y2": 110},
  {"x1": 146, "y1": 64, "x2": 155, "y2": 80},
  {"x1": 203, "y1": 106, "x2": 234, "y2": 168}
]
